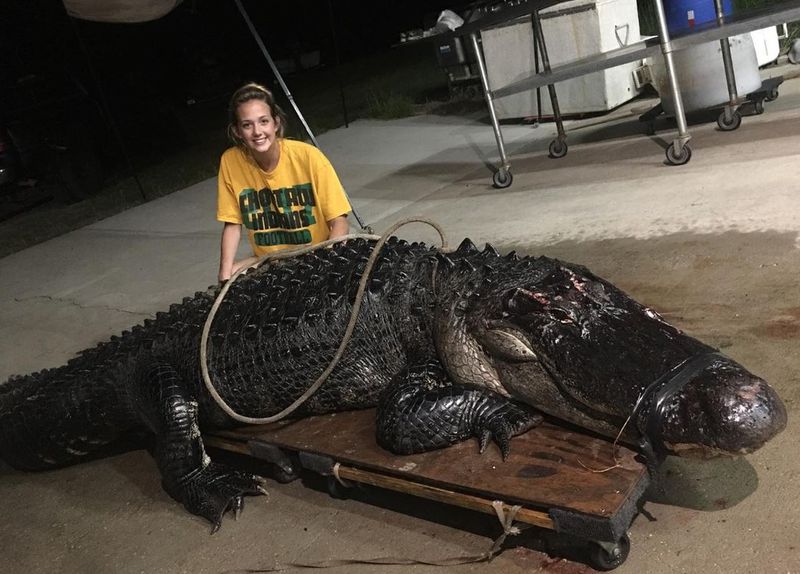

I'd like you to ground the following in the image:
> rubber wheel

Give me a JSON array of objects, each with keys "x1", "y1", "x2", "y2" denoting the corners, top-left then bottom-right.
[
  {"x1": 492, "y1": 169, "x2": 513, "y2": 189},
  {"x1": 548, "y1": 138, "x2": 568, "y2": 159},
  {"x1": 765, "y1": 89, "x2": 779, "y2": 102},
  {"x1": 326, "y1": 476, "x2": 353, "y2": 499},
  {"x1": 645, "y1": 122, "x2": 656, "y2": 136},
  {"x1": 665, "y1": 143, "x2": 692, "y2": 166},
  {"x1": 588, "y1": 535, "x2": 630, "y2": 571},
  {"x1": 753, "y1": 99, "x2": 764, "y2": 115},
  {"x1": 717, "y1": 110, "x2": 742, "y2": 131}
]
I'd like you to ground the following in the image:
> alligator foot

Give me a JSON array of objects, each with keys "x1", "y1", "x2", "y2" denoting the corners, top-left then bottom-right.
[
  {"x1": 166, "y1": 462, "x2": 268, "y2": 533},
  {"x1": 477, "y1": 402, "x2": 543, "y2": 460},
  {"x1": 377, "y1": 375, "x2": 543, "y2": 458}
]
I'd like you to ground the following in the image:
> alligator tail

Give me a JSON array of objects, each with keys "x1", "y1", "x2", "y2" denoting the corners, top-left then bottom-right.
[{"x1": 0, "y1": 364, "x2": 140, "y2": 470}]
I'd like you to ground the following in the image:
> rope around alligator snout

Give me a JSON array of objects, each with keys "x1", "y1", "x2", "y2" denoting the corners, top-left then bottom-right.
[{"x1": 201, "y1": 217, "x2": 450, "y2": 425}]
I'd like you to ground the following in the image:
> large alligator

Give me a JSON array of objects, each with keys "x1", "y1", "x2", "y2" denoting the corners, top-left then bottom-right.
[{"x1": 0, "y1": 237, "x2": 787, "y2": 530}]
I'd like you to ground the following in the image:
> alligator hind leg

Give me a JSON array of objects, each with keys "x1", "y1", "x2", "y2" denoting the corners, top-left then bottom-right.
[
  {"x1": 130, "y1": 361, "x2": 266, "y2": 531},
  {"x1": 376, "y1": 361, "x2": 542, "y2": 459}
]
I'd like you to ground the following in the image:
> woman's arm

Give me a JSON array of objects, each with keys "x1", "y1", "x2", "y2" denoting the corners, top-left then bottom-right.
[
  {"x1": 218, "y1": 222, "x2": 242, "y2": 282},
  {"x1": 327, "y1": 215, "x2": 349, "y2": 240}
]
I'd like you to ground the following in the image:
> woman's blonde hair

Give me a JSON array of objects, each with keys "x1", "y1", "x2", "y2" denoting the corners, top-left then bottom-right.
[{"x1": 226, "y1": 82, "x2": 288, "y2": 146}]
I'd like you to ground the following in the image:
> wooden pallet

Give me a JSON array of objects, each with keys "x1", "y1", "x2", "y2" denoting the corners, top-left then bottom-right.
[{"x1": 205, "y1": 409, "x2": 649, "y2": 570}]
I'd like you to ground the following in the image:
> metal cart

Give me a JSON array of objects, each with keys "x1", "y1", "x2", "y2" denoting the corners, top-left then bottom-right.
[{"x1": 426, "y1": 0, "x2": 800, "y2": 188}]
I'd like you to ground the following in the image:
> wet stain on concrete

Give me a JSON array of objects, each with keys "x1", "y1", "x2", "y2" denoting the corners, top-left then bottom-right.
[
  {"x1": 750, "y1": 307, "x2": 800, "y2": 340},
  {"x1": 541, "y1": 555, "x2": 595, "y2": 573}
]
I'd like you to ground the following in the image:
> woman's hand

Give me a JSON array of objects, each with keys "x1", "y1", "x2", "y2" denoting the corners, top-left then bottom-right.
[{"x1": 327, "y1": 215, "x2": 350, "y2": 240}]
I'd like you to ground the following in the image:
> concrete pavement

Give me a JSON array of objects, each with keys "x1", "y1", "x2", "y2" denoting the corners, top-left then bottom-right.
[{"x1": 1, "y1": 63, "x2": 800, "y2": 573}]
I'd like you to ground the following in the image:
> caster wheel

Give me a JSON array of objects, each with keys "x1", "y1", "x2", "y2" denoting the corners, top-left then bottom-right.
[
  {"x1": 765, "y1": 89, "x2": 779, "y2": 102},
  {"x1": 588, "y1": 535, "x2": 630, "y2": 571},
  {"x1": 548, "y1": 138, "x2": 568, "y2": 159},
  {"x1": 645, "y1": 122, "x2": 656, "y2": 136},
  {"x1": 272, "y1": 463, "x2": 300, "y2": 484},
  {"x1": 326, "y1": 476, "x2": 353, "y2": 499},
  {"x1": 492, "y1": 169, "x2": 513, "y2": 189},
  {"x1": 753, "y1": 99, "x2": 764, "y2": 115},
  {"x1": 665, "y1": 143, "x2": 692, "y2": 166},
  {"x1": 717, "y1": 110, "x2": 742, "y2": 131}
]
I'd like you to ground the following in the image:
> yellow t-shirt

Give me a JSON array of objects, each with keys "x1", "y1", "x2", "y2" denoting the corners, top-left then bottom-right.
[{"x1": 217, "y1": 139, "x2": 351, "y2": 256}]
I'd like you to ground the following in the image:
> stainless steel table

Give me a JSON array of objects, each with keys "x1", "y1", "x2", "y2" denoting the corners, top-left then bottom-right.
[{"x1": 434, "y1": 0, "x2": 800, "y2": 187}]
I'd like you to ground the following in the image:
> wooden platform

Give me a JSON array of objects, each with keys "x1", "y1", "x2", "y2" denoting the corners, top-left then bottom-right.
[{"x1": 206, "y1": 408, "x2": 649, "y2": 548}]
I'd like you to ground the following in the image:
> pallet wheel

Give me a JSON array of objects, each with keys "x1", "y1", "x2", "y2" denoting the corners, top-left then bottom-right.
[
  {"x1": 326, "y1": 475, "x2": 355, "y2": 499},
  {"x1": 548, "y1": 138, "x2": 568, "y2": 159},
  {"x1": 588, "y1": 535, "x2": 631, "y2": 571},
  {"x1": 645, "y1": 121, "x2": 656, "y2": 136},
  {"x1": 753, "y1": 99, "x2": 765, "y2": 115},
  {"x1": 492, "y1": 168, "x2": 513, "y2": 189},
  {"x1": 765, "y1": 89, "x2": 779, "y2": 102},
  {"x1": 717, "y1": 109, "x2": 742, "y2": 131},
  {"x1": 665, "y1": 142, "x2": 692, "y2": 166}
]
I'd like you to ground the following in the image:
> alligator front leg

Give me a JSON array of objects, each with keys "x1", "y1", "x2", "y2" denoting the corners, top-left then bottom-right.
[
  {"x1": 130, "y1": 361, "x2": 266, "y2": 532},
  {"x1": 376, "y1": 361, "x2": 542, "y2": 459}
]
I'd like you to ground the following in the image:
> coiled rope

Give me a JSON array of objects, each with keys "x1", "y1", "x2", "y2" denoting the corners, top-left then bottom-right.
[{"x1": 200, "y1": 217, "x2": 449, "y2": 424}]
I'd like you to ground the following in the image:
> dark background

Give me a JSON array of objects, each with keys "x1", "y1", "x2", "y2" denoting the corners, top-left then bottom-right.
[{"x1": 0, "y1": 0, "x2": 465, "y2": 203}]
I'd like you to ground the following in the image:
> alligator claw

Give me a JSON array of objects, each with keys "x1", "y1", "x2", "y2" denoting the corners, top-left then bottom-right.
[
  {"x1": 478, "y1": 429, "x2": 492, "y2": 454},
  {"x1": 231, "y1": 495, "x2": 244, "y2": 521},
  {"x1": 172, "y1": 462, "x2": 266, "y2": 531},
  {"x1": 478, "y1": 404, "x2": 543, "y2": 460}
]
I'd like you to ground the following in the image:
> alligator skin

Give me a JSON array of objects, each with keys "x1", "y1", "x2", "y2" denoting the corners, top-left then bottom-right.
[{"x1": 0, "y1": 237, "x2": 787, "y2": 529}]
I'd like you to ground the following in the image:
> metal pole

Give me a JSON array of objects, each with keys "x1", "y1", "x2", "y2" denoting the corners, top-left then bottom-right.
[
  {"x1": 532, "y1": 17, "x2": 542, "y2": 126},
  {"x1": 234, "y1": 0, "x2": 319, "y2": 147},
  {"x1": 326, "y1": 0, "x2": 349, "y2": 128},
  {"x1": 233, "y1": 0, "x2": 370, "y2": 232},
  {"x1": 652, "y1": 0, "x2": 691, "y2": 152},
  {"x1": 469, "y1": 32, "x2": 510, "y2": 175},
  {"x1": 531, "y1": 12, "x2": 565, "y2": 142},
  {"x1": 66, "y1": 14, "x2": 147, "y2": 202},
  {"x1": 715, "y1": 0, "x2": 739, "y2": 120}
]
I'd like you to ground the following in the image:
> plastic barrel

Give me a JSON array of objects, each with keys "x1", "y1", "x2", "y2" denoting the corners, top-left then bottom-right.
[{"x1": 664, "y1": 0, "x2": 732, "y2": 34}]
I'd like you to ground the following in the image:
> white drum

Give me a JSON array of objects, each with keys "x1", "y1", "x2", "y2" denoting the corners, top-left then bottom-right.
[{"x1": 648, "y1": 33, "x2": 761, "y2": 114}]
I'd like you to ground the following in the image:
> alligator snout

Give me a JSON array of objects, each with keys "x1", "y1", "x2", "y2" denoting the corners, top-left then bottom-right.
[{"x1": 659, "y1": 358, "x2": 787, "y2": 457}]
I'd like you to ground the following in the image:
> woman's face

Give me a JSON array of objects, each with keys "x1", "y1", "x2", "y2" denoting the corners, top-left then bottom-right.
[{"x1": 235, "y1": 99, "x2": 281, "y2": 156}]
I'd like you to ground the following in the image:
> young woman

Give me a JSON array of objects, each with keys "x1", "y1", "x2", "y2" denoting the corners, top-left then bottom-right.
[{"x1": 216, "y1": 83, "x2": 351, "y2": 282}]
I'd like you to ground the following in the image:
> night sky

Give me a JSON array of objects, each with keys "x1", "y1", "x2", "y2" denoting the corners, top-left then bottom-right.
[{"x1": 0, "y1": 0, "x2": 467, "y2": 188}]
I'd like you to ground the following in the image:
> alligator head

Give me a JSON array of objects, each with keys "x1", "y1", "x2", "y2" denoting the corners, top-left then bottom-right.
[{"x1": 437, "y1": 249, "x2": 787, "y2": 458}]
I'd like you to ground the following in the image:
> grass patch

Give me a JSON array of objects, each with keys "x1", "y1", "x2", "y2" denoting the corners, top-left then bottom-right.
[{"x1": 364, "y1": 90, "x2": 416, "y2": 119}]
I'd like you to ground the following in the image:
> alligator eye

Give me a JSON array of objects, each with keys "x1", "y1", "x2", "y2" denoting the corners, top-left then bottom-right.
[
  {"x1": 475, "y1": 324, "x2": 538, "y2": 362},
  {"x1": 504, "y1": 288, "x2": 547, "y2": 314},
  {"x1": 549, "y1": 307, "x2": 575, "y2": 324}
]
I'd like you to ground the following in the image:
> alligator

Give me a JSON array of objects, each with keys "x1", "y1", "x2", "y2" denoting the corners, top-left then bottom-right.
[{"x1": 0, "y1": 237, "x2": 787, "y2": 530}]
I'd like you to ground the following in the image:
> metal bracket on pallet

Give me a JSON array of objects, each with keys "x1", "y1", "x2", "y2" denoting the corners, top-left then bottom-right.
[
  {"x1": 247, "y1": 441, "x2": 298, "y2": 478},
  {"x1": 298, "y1": 451, "x2": 337, "y2": 475}
]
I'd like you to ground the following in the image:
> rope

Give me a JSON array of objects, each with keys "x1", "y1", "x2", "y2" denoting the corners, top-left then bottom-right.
[
  {"x1": 331, "y1": 463, "x2": 354, "y2": 489},
  {"x1": 224, "y1": 499, "x2": 528, "y2": 572},
  {"x1": 486, "y1": 500, "x2": 527, "y2": 560},
  {"x1": 201, "y1": 217, "x2": 449, "y2": 425}
]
